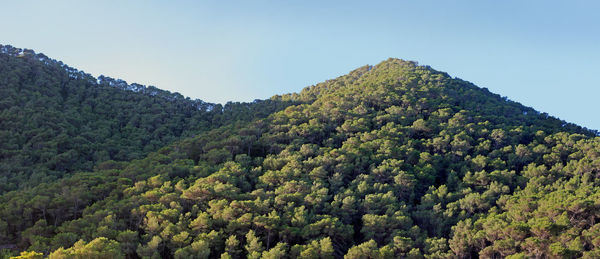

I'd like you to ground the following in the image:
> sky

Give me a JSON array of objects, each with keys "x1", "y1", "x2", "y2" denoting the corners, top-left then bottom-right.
[{"x1": 2, "y1": 1, "x2": 599, "y2": 130}]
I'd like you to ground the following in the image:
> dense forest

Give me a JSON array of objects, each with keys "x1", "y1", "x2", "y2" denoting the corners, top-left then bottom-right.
[
  {"x1": 2, "y1": 47, "x2": 600, "y2": 258},
  {"x1": 0, "y1": 45, "x2": 294, "y2": 193}
]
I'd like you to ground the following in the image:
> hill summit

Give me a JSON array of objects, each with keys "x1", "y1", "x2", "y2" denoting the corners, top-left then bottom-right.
[{"x1": 1, "y1": 51, "x2": 600, "y2": 258}]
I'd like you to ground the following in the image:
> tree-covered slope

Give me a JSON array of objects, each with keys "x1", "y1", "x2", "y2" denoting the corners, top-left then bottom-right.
[
  {"x1": 2, "y1": 58, "x2": 600, "y2": 258},
  {"x1": 0, "y1": 45, "x2": 294, "y2": 193}
]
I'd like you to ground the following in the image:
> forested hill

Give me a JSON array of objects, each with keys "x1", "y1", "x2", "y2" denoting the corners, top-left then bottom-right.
[
  {"x1": 0, "y1": 45, "x2": 294, "y2": 193},
  {"x1": 2, "y1": 57, "x2": 600, "y2": 258}
]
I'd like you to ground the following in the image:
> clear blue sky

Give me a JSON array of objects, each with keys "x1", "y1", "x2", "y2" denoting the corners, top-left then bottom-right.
[{"x1": 2, "y1": 1, "x2": 599, "y2": 130}]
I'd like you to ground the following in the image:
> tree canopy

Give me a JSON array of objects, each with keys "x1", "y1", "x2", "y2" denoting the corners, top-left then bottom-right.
[
  {"x1": 0, "y1": 45, "x2": 294, "y2": 193},
  {"x1": 1, "y1": 49, "x2": 599, "y2": 258}
]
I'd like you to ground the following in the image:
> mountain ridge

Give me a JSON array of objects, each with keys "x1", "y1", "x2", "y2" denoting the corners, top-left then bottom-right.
[
  {"x1": 0, "y1": 44, "x2": 296, "y2": 193},
  {"x1": 1, "y1": 48, "x2": 600, "y2": 258},
  {"x1": 1, "y1": 44, "x2": 217, "y2": 111}
]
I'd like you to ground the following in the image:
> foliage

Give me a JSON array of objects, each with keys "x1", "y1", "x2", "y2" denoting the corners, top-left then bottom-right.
[
  {"x1": 1, "y1": 52, "x2": 599, "y2": 258},
  {"x1": 0, "y1": 45, "x2": 295, "y2": 193}
]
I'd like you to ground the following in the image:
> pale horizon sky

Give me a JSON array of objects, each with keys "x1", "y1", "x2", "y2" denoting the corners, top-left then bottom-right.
[{"x1": 2, "y1": 1, "x2": 599, "y2": 130}]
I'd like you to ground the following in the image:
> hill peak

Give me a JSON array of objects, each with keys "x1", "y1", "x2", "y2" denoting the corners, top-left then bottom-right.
[{"x1": 1, "y1": 48, "x2": 600, "y2": 258}]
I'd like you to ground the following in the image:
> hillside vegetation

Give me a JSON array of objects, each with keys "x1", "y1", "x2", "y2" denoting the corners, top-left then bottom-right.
[
  {"x1": 0, "y1": 45, "x2": 293, "y2": 193},
  {"x1": 1, "y1": 52, "x2": 600, "y2": 258}
]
